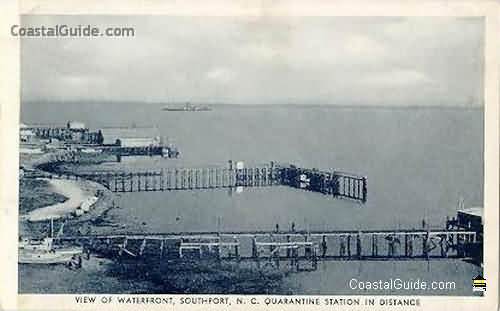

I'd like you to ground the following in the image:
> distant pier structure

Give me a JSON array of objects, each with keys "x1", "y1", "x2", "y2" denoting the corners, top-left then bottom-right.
[
  {"x1": 27, "y1": 121, "x2": 104, "y2": 145},
  {"x1": 73, "y1": 161, "x2": 367, "y2": 203},
  {"x1": 104, "y1": 139, "x2": 180, "y2": 160},
  {"x1": 24, "y1": 122, "x2": 180, "y2": 159}
]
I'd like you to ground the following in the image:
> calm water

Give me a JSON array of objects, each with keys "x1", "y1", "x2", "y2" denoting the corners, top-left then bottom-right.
[{"x1": 21, "y1": 103, "x2": 484, "y2": 295}]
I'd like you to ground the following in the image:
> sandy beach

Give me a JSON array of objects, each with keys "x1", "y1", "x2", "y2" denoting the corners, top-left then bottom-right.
[
  {"x1": 19, "y1": 151, "x2": 117, "y2": 237},
  {"x1": 24, "y1": 179, "x2": 95, "y2": 222}
]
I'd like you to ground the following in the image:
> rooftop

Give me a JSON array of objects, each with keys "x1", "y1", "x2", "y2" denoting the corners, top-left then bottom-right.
[
  {"x1": 67, "y1": 121, "x2": 86, "y2": 129},
  {"x1": 457, "y1": 206, "x2": 483, "y2": 218},
  {"x1": 100, "y1": 127, "x2": 161, "y2": 145}
]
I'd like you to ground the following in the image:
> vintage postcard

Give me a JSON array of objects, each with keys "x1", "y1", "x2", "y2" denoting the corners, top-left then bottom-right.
[{"x1": 0, "y1": 0, "x2": 498, "y2": 310}]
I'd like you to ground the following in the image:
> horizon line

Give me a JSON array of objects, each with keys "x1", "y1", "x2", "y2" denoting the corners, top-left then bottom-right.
[{"x1": 21, "y1": 99, "x2": 484, "y2": 110}]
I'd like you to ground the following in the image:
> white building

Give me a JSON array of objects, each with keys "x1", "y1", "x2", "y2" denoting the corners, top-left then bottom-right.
[
  {"x1": 67, "y1": 121, "x2": 86, "y2": 131},
  {"x1": 116, "y1": 137, "x2": 160, "y2": 147},
  {"x1": 100, "y1": 127, "x2": 161, "y2": 145},
  {"x1": 20, "y1": 129, "x2": 35, "y2": 142}
]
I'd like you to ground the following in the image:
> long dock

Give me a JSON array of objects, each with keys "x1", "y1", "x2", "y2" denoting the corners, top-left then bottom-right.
[
  {"x1": 71, "y1": 162, "x2": 367, "y2": 202},
  {"x1": 56, "y1": 229, "x2": 480, "y2": 268},
  {"x1": 76, "y1": 166, "x2": 276, "y2": 191},
  {"x1": 33, "y1": 151, "x2": 367, "y2": 202}
]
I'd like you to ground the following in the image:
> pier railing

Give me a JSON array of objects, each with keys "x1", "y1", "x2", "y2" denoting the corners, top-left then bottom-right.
[{"x1": 275, "y1": 165, "x2": 367, "y2": 202}]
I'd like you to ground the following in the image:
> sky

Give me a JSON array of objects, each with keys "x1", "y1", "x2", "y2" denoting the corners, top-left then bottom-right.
[{"x1": 21, "y1": 16, "x2": 484, "y2": 106}]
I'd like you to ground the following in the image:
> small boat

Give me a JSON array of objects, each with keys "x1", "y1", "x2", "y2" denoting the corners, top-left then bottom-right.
[
  {"x1": 19, "y1": 237, "x2": 83, "y2": 264},
  {"x1": 19, "y1": 219, "x2": 83, "y2": 264}
]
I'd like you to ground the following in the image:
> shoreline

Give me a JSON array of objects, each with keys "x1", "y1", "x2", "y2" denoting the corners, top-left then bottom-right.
[
  {"x1": 23, "y1": 178, "x2": 95, "y2": 222},
  {"x1": 19, "y1": 152, "x2": 117, "y2": 237}
]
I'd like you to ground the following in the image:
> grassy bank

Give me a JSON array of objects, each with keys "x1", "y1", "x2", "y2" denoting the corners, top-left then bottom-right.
[
  {"x1": 106, "y1": 260, "x2": 287, "y2": 294},
  {"x1": 20, "y1": 258, "x2": 288, "y2": 294}
]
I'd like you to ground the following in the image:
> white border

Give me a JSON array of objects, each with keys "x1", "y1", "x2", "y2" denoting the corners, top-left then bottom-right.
[{"x1": 0, "y1": 1, "x2": 498, "y2": 310}]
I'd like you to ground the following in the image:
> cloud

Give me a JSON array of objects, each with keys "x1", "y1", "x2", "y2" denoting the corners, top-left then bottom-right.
[
  {"x1": 21, "y1": 16, "x2": 483, "y2": 106},
  {"x1": 361, "y1": 70, "x2": 433, "y2": 87},
  {"x1": 205, "y1": 67, "x2": 235, "y2": 84},
  {"x1": 344, "y1": 35, "x2": 387, "y2": 61}
]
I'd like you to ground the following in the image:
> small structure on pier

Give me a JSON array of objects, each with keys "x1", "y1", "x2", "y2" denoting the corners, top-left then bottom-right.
[
  {"x1": 456, "y1": 206, "x2": 483, "y2": 231},
  {"x1": 445, "y1": 206, "x2": 483, "y2": 264}
]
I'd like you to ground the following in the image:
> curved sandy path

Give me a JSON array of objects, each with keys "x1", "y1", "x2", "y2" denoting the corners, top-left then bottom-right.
[{"x1": 25, "y1": 179, "x2": 90, "y2": 222}]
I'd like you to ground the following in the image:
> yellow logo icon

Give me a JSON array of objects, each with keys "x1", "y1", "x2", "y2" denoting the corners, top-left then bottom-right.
[{"x1": 472, "y1": 275, "x2": 486, "y2": 292}]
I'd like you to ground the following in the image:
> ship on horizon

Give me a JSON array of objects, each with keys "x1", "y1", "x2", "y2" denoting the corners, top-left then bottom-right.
[{"x1": 161, "y1": 102, "x2": 212, "y2": 112}]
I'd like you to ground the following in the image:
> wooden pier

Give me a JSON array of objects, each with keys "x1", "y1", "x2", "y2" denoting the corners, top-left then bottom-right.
[
  {"x1": 56, "y1": 229, "x2": 480, "y2": 269},
  {"x1": 33, "y1": 152, "x2": 367, "y2": 202},
  {"x1": 73, "y1": 162, "x2": 367, "y2": 202},
  {"x1": 77, "y1": 166, "x2": 276, "y2": 191}
]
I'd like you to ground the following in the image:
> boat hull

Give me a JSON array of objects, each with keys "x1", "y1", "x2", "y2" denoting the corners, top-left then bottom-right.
[{"x1": 19, "y1": 248, "x2": 83, "y2": 264}]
